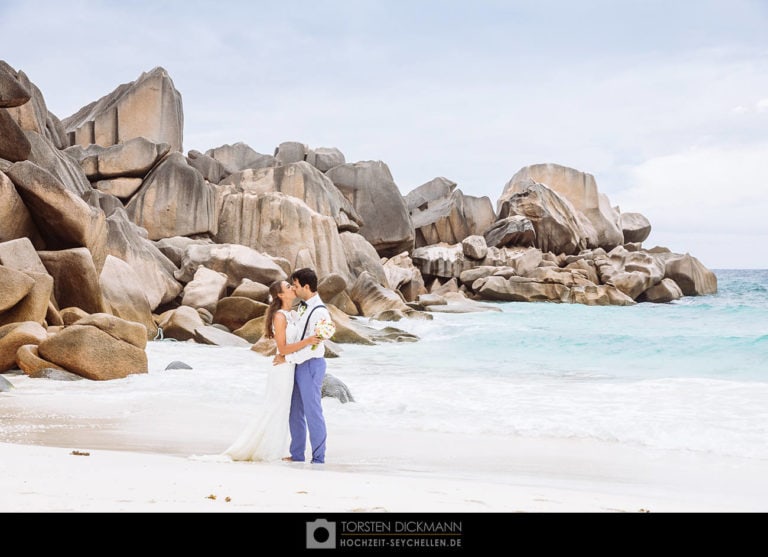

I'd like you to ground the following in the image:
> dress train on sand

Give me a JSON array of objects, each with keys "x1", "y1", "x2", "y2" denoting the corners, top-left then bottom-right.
[{"x1": 222, "y1": 309, "x2": 298, "y2": 462}]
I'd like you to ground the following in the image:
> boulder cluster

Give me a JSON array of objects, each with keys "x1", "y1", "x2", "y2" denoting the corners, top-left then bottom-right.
[{"x1": 0, "y1": 62, "x2": 717, "y2": 381}]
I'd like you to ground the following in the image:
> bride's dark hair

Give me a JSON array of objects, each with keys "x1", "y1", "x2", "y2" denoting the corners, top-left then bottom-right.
[{"x1": 263, "y1": 280, "x2": 285, "y2": 339}]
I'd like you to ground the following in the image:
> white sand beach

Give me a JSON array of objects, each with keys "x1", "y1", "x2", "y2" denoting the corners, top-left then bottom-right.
[
  {"x1": 1, "y1": 341, "x2": 766, "y2": 514},
  {"x1": 2, "y1": 400, "x2": 767, "y2": 513}
]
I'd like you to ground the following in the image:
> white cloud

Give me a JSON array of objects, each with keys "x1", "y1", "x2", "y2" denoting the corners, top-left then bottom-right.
[{"x1": 619, "y1": 144, "x2": 768, "y2": 268}]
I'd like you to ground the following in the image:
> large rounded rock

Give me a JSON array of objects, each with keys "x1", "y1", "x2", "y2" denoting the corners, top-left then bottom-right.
[
  {"x1": 38, "y1": 247, "x2": 107, "y2": 314},
  {"x1": 501, "y1": 163, "x2": 623, "y2": 250},
  {"x1": 181, "y1": 266, "x2": 228, "y2": 314},
  {"x1": 0, "y1": 265, "x2": 35, "y2": 313},
  {"x1": 638, "y1": 278, "x2": 684, "y2": 303},
  {"x1": 0, "y1": 271, "x2": 53, "y2": 327},
  {"x1": 75, "y1": 313, "x2": 148, "y2": 349},
  {"x1": 349, "y1": 271, "x2": 413, "y2": 317},
  {"x1": 0, "y1": 107, "x2": 31, "y2": 162},
  {"x1": 38, "y1": 324, "x2": 148, "y2": 380},
  {"x1": 16, "y1": 344, "x2": 66, "y2": 376},
  {"x1": 231, "y1": 278, "x2": 270, "y2": 303},
  {"x1": 322, "y1": 373, "x2": 355, "y2": 403},
  {"x1": 0, "y1": 172, "x2": 44, "y2": 248},
  {"x1": 99, "y1": 254, "x2": 157, "y2": 339},
  {"x1": 620, "y1": 212, "x2": 651, "y2": 244},
  {"x1": 326, "y1": 161, "x2": 414, "y2": 257},
  {"x1": 0, "y1": 61, "x2": 32, "y2": 108},
  {"x1": 0, "y1": 321, "x2": 47, "y2": 371},
  {"x1": 663, "y1": 254, "x2": 717, "y2": 296},
  {"x1": 7, "y1": 160, "x2": 107, "y2": 271},
  {"x1": 213, "y1": 297, "x2": 268, "y2": 332},
  {"x1": 125, "y1": 152, "x2": 216, "y2": 240},
  {"x1": 175, "y1": 243, "x2": 286, "y2": 290},
  {"x1": 157, "y1": 305, "x2": 206, "y2": 341}
]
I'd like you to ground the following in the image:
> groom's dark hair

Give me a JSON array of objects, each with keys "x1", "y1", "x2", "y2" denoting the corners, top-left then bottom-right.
[{"x1": 291, "y1": 267, "x2": 318, "y2": 292}]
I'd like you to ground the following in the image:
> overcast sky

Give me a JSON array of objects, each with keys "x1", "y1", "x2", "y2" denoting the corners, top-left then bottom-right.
[{"x1": 2, "y1": 0, "x2": 766, "y2": 268}]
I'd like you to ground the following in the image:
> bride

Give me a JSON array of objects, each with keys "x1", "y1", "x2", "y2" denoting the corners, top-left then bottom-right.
[{"x1": 223, "y1": 279, "x2": 320, "y2": 462}]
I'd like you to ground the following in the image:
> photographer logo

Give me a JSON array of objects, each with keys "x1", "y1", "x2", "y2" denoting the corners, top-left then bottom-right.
[{"x1": 306, "y1": 519, "x2": 336, "y2": 549}]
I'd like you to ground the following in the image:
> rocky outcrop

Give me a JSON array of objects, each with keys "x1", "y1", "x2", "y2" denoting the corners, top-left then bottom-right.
[
  {"x1": 62, "y1": 67, "x2": 183, "y2": 152},
  {"x1": 65, "y1": 137, "x2": 171, "y2": 180},
  {"x1": 661, "y1": 253, "x2": 718, "y2": 296},
  {"x1": 597, "y1": 246, "x2": 665, "y2": 300},
  {"x1": 187, "y1": 150, "x2": 227, "y2": 183},
  {"x1": 105, "y1": 208, "x2": 182, "y2": 309},
  {"x1": 215, "y1": 191, "x2": 353, "y2": 285},
  {"x1": 484, "y1": 215, "x2": 535, "y2": 249},
  {"x1": 99, "y1": 255, "x2": 157, "y2": 339},
  {"x1": 620, "y1": 212, "x2": 652, "y2": 244},
  {"x1": 339, "y1": 231, "x2": 388, "y2": 289},
  {"x1": 157, "y1": 305, "x2": 206, "y2": 341},
  {"x1": 37, "y1": 314, "x2": 148, "y2": 380},
  {"x1": 193, "y1": 325, "x2": 252, "y2": 347},
  {"x1": 175, "y1": 243, "x2": 286, "y2": 289},
  {"x1": 181, "y1": 266, "x2": 228, "y2": 315},
  {"x1": 326, "y1": 161, "x2": 414, "y2": 257},
  {"x1": 212, "y1": 297, "x2": 268, "y2": 332},
  {"x1": 501, "y1": 163, "x2": 623, "y2": 249},
  {"x1": 38, "y1": 247, "x2": 107, "y2": 314},
  {"x1": 407, "y1": 178, "x2": 496, "y2": 248},
  {"x1": 498, "y1": 180, "x2": 591, "y2": 256},
  {"x1": 274, "y1": 141, "x2": 307, "y2": 165},
  {"x1": 0, "y1": 321, "x2": 47, "y2": 371},
  {"x1": 15, "y1": 344, "x2": 66, "y2": 376},
  {"x1": 7, "y1": 160, "x2": 107, "y2": 272},
  {"x1": 419, "y1": 291, "x2": 503, "y2": 313},
  {"x1": 0, "y1": 238, "x2": 48, "y2": 274},
  {"x1": 0, "y1": 61, "x2": 32, "y2": 108},
  {"x1": 307, "y1": 146, "x2": 345, "y2": 173},
  {"x1": 382, "y1": 252, "x2": 427, "y2": 302},
  {"x1": 231, "y1": 278, "x2": 270, "y2": 303},
  {"x1": 0, "y1": 107, "x2": 31, "y2": 162},
  {"x1": 125, "y1": 152, "x2": 217, "y2": 240},
  {"x1": 2, "y1": 63, "x2": 66, "y2": 148},
  {"x1": 349, "y1": 271, "x2": 414, "y2": 317},
  {"x1": 0, "y1": 265, "x2": 35, "y2": 313},
  {"x1": 0, "y1": 271, "x2": 53, "y2": 326},
  {"x1": 638, "y1": 277, "x2": 683, "y2": 303},
  {"x1": 475, "y1": 275, "x2": 570, "y2": 302},
  {"x1": 219, "y1": 161, "x2": 362, "y2": 232},
  {"x1": 206, "y1": 142, "x2": 276, "y2": 174},
  {"x1": 0, "y1": 171, "x2": 43, "y2": 248}
]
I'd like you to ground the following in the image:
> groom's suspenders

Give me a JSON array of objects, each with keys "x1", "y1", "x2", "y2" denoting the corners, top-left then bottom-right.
[{"x1": 299, "y1": 305, "x2": 327, "y2": 341}]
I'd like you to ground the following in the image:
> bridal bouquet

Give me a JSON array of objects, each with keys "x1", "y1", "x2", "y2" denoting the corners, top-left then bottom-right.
[{"x1": 311, "y1": 317, "x2": 336, "y2": 350}]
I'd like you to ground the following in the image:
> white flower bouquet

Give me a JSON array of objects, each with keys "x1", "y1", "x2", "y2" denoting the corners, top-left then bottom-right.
[{"x1": 311, "y1": 317, "x2": 336, "y2": 350}]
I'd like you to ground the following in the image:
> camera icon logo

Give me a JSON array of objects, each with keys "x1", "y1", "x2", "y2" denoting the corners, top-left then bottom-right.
[{"x1": 306, "y1": 519, "x2": 336, "y2": 549}]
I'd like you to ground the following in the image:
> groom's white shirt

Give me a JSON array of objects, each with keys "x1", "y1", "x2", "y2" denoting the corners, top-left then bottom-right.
[{"x1": 285, "y1": 293, "x2": 331, "y2": 365}]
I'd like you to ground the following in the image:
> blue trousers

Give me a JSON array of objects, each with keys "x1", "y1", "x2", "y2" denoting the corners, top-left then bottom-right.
[{"x1": 289, "y1": 357, "x2": 327, "y2": 463}]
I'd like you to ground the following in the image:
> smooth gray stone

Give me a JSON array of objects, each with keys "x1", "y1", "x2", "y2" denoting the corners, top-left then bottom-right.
[
  {"x1": 165, "y1": 360, "x2": 193, "y2": 370},
  {"x1": 0, "y1": 374, "x2": 14, "y2": 391},
  {"x1": 322, "y1": 373, "x2": 355, "y2": 404},
  {"x1": 28, "y1": 368, "x2": 83, "y2": 381}
]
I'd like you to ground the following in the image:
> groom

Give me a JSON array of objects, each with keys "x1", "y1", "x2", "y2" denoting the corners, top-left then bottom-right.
[{"x1": 281, "y1": 267, "x2": 331, "y2": 464}]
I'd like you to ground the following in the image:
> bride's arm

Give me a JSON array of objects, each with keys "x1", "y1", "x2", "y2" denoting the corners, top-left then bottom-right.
[{"x1": 273, "y1": 312, "x2": 320, "y2": 356}]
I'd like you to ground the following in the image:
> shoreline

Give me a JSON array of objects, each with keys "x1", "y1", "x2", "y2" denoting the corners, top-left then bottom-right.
[
  {"x1": 2, "y1": 349, "x2": 767, "y2": 513},
  {"x1": 2, "y1": 424, "x2": 766, "y2": 512}
]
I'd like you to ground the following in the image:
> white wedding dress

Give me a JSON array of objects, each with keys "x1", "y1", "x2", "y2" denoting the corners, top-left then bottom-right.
[{"x1": 223, "y1": 309, "x2": 298, "y2": 462}]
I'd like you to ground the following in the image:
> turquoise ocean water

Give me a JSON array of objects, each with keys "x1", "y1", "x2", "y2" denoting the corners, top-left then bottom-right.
[
  {"x1": 327, "y1": 269, "x2": 768, "y2": 460},
  {"x1": 10, "y1": 270, "x2": 765, "y2": 463}
]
